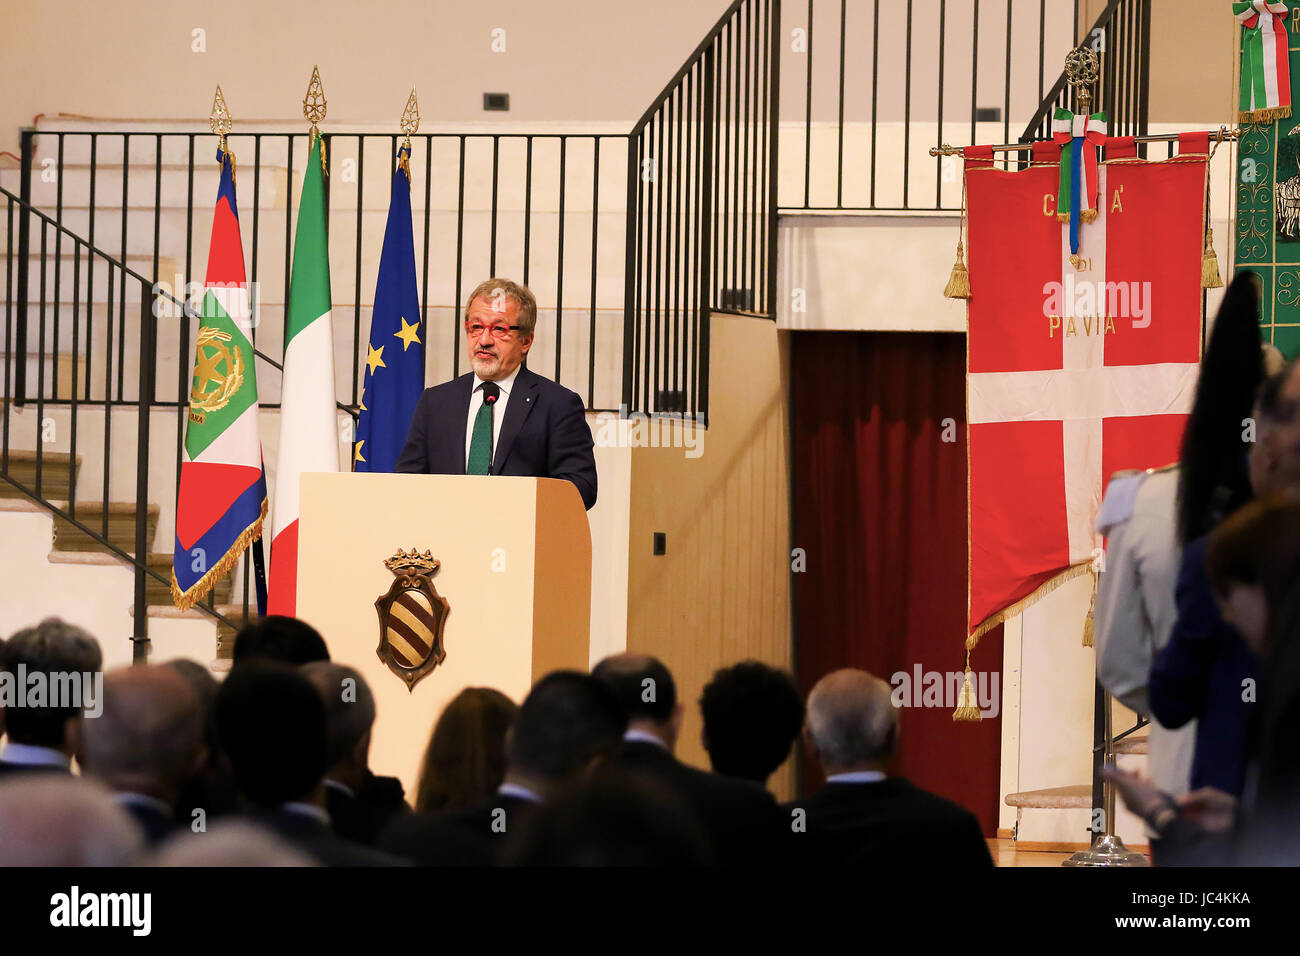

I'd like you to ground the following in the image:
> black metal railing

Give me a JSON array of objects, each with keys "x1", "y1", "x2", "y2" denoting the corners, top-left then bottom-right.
[
  {"x1": 1020, "y1": 0, "x2": 1152, "y2": 150},
  {"x1": 781, "y1": 0, "x2": 1083, "y2": 211},
  {"x1": 1, "y1": 183, "x2": 250, "y2": 656},
  {"x1": 625, "y1": 0, "x2": 779, "y2": 419},
  {"x1": 8, "y1": 128, "x2": 632, "y2": 415}
]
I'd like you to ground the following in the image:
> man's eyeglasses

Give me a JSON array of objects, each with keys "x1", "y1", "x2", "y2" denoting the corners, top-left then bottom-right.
[{"x1": 465, "y1": 323, "x2": 521, "y2": 341}]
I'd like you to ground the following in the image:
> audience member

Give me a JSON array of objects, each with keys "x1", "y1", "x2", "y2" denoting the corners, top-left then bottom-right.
[
  {"x1": 1094, "y1": 274, "x2": 1266, "y2": 843},
  {"x1": 592, "y1": 653, "x2": 782, "y2": 865},
  {"x1": 414, "y1": 686, "x2": 517, "y2": 813},
  {"x1": 150, "y1": 821, "x2": 316, "y2": 867},
  {"x1": 505, "y1": 769, "x2": 713, "y2": 866},
  {"x1": 785, "y1": 669, "x2": 992, "y2": 868},
  {"x1": 699, "y1": 660, "x2": 803, "y2": 785},
  {"x1": 302, "y1": 662, "x2": 409, "y2": 845},
  {"x1": 164, "y1": 658, "x2": 239, "y2": 822},
  {"x1": 379, "y1": 671, "x2": 625, "y2": 865},
  {"x1": 80, "y1": 665, "x2": 205, "y2": 845},
  {"x1": 214, "y1": 661, "x2": 399, "y2": 866},
  {"x1": 0, "y1": 617, "x2": 102, "y2": 776},
  {"x1": 231, "y1": 616, "x2": 330, "y2": 668},
  {"x1": 1150, "y1": 359, "x2": 1300, "y2": 797},
  {"x1": 0, "y1": 776, "x2": 144, "y2": 866}
]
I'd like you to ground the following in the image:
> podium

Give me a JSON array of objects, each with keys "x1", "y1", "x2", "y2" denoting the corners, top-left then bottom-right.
[{"x1": 296, "y1": 473, "x2": 592, "y2": 795}]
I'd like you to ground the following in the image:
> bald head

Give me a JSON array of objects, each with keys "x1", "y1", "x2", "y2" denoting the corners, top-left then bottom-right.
[
  {"x1": 805, "y1": 669, "x2": 899, "y2": 775},
  {"x1": 80, "y1": 665, "x2": 204, "y2": 804},
  {"x1": 0, "y1": 777, "x2": 144, "y2": 866}
]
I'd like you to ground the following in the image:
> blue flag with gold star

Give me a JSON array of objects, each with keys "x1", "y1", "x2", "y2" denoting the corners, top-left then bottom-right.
[{"x1": 354, "y1": 144, "x2": 424, "y2": 472}]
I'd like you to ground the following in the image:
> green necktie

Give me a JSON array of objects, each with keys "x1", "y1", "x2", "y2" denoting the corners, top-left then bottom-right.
[{"x1": 466, "y1": 382, "x2": 499, "y2": 475}]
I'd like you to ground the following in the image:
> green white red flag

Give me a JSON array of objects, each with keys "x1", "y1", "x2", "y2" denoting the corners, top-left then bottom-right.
[
  {"x1": 268, "y1": 133, "x2": 339, "y2": 615},
  {"x1": 171, "y1": 147, "x2": 268, "y2": 610}
]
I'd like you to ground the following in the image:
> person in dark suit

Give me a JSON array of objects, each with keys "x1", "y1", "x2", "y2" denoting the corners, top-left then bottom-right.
[
  {"x1": 591, "y1": 653, "x2": 783, "y2": 865},
  {"x1": 80, "y1": 665, "x2": 206, "y2": 847},
  {"x1": 379, "y1": 671, "x2": 625, "y2": 866},
  {"x1": 785, "y1": 669, "x2": 993, "y2": 868},
  {"x1": 232, "y1": 615, "x2": 330, "y2": 668},
  {"x1": 0, "y1": 617, "x2": 102, "y2": 777},
  {"x1": 699, "y1": 660, "x2": 804, "y2": 786},
  {"x1": 214, "y1": 662, "x2": 401, "y2": 866},
  {"x1": 302, "y1": 662, "x2": 409, "y2": 845},
  {"x1": 395, "y1": 278, "x2": 597, "y2": 510}
]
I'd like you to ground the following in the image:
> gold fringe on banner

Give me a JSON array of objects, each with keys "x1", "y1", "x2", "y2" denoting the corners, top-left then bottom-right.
[
  {"x1": 952, "y1": 652, "x2": 983, "y2": 722},
  {"x1": 966, "y1": 561, "x2": 1094, "y2": 651},
  {"x1": 1080, "y1": 208, "x2": 1099, "y2": 224},
  {"x1": 1239, "y1": 105, "x2": 1291, "y2": 125},
  {"x1": 169, "y1": 499, "x2": 267, "y2": 612}
]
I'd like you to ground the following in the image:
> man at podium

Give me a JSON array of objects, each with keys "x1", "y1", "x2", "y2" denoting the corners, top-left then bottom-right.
[{"x1": 396, "y1": 278, "x2": 598, "y2": 510}]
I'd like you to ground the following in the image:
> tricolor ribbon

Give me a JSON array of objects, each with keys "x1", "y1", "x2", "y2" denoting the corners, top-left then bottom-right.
[
  {"x1": 1235, "y1": 1, "x2": 1292, "y2": 124},
  {"x1": 1051, "y1": 108, "x2": 1107, "y2": 259}
]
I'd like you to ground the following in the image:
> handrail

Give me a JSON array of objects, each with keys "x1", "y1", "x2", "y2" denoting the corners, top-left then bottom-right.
[
  {"x1": 632, "y1": 0, "x2": 748, "y2": 136},
  {"x1": 0, "y1": 182, "x2": 358, "y2": 419},
  {"x1": 1017, "y1": 0, "x2": 1133, "y2": 143}
]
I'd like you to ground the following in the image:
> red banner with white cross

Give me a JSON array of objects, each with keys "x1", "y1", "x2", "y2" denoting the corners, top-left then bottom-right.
[{"x1": 959, "y1": 136, "x2": 1210, "y2": 678}]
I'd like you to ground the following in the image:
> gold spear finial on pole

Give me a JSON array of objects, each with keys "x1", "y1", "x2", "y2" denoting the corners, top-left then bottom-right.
[
  {"x1": 303, "y1": 65, "x2": 328, "y2": 173},
  {"x1": 211, "y1": 84, "x2": 232, "y2": 150},
  {"x1": 210, "y1": 84, "x2": 235, "y2": 180},
  {"x1": 398, "y1": 87, "x2": 420, "y2": 179}
]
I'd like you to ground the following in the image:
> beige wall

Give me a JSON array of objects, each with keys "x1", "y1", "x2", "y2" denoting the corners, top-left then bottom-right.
[
  {"x1": 1079, "y1": 0, "x2": 1235, "y2": 126},
  {"x1": 0, "y1": 0, "x2": 726, "y2": 153},
  {"x1": 625, "y1": 313, "x2": 795, "y2": 799}
]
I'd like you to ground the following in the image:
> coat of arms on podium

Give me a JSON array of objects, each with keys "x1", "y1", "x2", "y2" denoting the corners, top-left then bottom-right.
[{"x1": 375, "y1": 548, "x2": 450, "y2": 691}]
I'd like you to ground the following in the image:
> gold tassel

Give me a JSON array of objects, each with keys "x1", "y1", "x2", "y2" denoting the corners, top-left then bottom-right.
[
  {"x1": 1082, "y1": 570, "x2": 1098, "y2": 648},
  {"x1": 1080, "y1": 208, "x2": 1098, "y2": 224},
  {"x1": 952, "y1": 653, "x2": 983, "y2": 722},
  {"x1": 944, "y1": 240, "x2": 970, "y2": 299},
  {"x1": 1202, "y1": 226, "x2": 1224, "y2": 289},
  {"x1": 1069, "y1": 253, "x2": 1084, "y2": 271}
]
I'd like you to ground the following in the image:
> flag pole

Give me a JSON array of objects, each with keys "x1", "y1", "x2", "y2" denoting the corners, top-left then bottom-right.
[{"x1": 251, "y1": 538, "x2": 268, "y2": 617}]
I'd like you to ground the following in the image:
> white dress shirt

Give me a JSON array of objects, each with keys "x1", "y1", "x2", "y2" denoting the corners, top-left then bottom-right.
[
  {"x1": 464, "y1": 365, "x2": 521, "y2": 472},
  {"x1": 622, "y1": 728, "x2": 669, "y2": 749},
  {"x1": 825, "y1": 771, "x2": 886, "y2": 784}
]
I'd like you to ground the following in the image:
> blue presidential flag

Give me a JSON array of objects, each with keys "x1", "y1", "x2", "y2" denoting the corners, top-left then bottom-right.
[{"x1": 354, "y1": 144, "x2": 425, "y2": 473}]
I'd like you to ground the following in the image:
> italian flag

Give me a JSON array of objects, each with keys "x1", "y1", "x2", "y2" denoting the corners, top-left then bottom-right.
[
  {"x1": 171, "y1": 147, "x2": 268, "y2": 611},
  {"x1": 1235, "y1": 1, "x2": 1292, "y2": 124},
  {"x1": 268, "y1": 133, "x2": 339, "y2": 616}
]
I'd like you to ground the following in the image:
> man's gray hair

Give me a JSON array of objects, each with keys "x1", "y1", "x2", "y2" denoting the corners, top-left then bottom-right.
[
  {"x1": 301, "y1": 662, "x2": 376, "y2": 767},
  {"x1": 466, "y1": 277, "x2": 538, "y2": 336},
  {"x1": 0, "y1": 777, "x2": 143, "y2": 866},
  {"x1": 805, "y1": 669, "x2": 899, "y2": 769},
  {"x1": 150, "y1": 821, "x2": 317, "y2": 867}
]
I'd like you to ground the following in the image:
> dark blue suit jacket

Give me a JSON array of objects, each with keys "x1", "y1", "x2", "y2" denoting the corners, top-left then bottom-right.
[
  {"x1": 1148, "y1": 534, "x2": 1259, "y2": 796},
  {"x1": 394, "y1": 365, "x2": 597, "y2": 510}
]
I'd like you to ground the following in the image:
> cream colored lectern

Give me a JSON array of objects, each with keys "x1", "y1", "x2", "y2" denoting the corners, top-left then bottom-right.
[{"x1": 296, "y1": 473, "x2": 592, "y2": 796}]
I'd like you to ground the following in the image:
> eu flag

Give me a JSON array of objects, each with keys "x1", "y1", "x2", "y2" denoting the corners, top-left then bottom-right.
[{"x1": 354, "y1": 144, "x2": 425, "y2": 473}]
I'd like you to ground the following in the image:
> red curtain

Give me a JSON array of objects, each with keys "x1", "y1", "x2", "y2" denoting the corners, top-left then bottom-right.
[{"x1": 790, "y1": 331, "x2": 1004, "y2": 836}]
